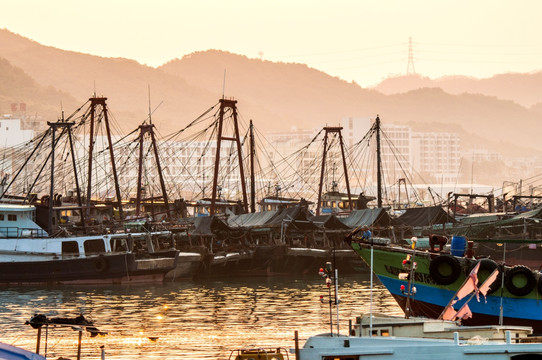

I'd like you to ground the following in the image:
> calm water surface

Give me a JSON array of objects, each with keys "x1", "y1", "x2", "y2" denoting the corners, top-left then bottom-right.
[{"x1": 0, "y1": 274, "x2": 401, "y2": 359}]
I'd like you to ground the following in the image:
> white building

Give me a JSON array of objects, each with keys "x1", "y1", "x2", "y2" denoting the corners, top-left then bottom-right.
[
  {"x1": 411, "y1": 131, "x2": 461, "y2": 183},
  {"x1": 0, "y1": 115, "x2": 35, "y2": 147}
]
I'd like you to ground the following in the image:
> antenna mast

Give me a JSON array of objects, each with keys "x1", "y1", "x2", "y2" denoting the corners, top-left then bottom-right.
[{"x1": 406, "y1": 37, "x2": 416, "y2": 75}]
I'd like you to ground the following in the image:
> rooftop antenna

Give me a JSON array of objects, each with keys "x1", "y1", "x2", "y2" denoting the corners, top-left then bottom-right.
[
  {"x1": 60, "y1": 100, "x2": 65, "y2": 122},
  {"x1": 222, "y1": 69, "x2": 226, "y2": 99}
]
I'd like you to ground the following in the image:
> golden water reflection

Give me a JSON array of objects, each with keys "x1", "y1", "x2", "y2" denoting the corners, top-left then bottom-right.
[{"x1": 0, "y1": 274, "x2": 401, "y2": 359}]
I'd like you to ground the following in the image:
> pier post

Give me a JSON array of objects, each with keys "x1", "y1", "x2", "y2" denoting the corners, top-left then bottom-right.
[
  {"x1": 35, "y1": 327, "x2": 41, "y2": 354},
  {"x1": 294, "y1": 331, "x2": 299, "y2": 360}
]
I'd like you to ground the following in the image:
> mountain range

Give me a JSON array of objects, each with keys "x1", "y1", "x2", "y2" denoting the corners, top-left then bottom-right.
[{"x1": 1, "y1": 27, "x2": 541, "y2": 163}]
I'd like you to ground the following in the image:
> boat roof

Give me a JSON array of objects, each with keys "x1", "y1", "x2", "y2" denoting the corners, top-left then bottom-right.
[
  {"x1": 0, "y1": 204, "x2": 35, "y2": 212},
  {"x1": 0, "y1": 341, "x2": 45, "y2": 359}
]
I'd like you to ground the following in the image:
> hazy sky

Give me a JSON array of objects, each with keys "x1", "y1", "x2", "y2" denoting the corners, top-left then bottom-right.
[{"x1": 2, "y1": 0, "x2": 542, "y2": 86}]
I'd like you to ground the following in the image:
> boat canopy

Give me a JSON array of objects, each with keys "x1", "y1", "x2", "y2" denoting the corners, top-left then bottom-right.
[
  {"x1": 341, "y1": 208, "x2": 392, "y2": 228},
  {"x1": 393, "y1": 206, "x2": 456, "y2": 227},
  {"x1": 227, "y1": 211, "x2": 279, "y2": 228},
  {"x1": 309, "y1": 214, "x2": 352, "y2": 230},
  {"x1": 496, "y1": 207, "x2": 542, "y2": 226},
  {"x1": 188, "y1": 216, "x2": 232, "y2": 236},
  {"x1": 265, "y1": 206, "x2": 319, "y2": 230}
]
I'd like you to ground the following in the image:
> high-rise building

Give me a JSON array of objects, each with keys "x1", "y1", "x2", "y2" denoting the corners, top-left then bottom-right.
[{"x1": 411, "y1": 131, "x2": 461, "y2": 183}]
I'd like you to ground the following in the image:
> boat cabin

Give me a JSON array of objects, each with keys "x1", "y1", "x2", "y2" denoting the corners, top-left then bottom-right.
[
  {"x1": 0, "y1": 204, "x2": 47, "y2": 238},
  {"x1": 354, "y1": 313, "x2": 532, "y2": 340}
]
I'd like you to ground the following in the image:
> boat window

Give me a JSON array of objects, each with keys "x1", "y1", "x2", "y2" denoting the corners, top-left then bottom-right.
[
  {"x1": 110, "y1": 239, "x2": 127, "y2": 252},
  {"x1": 62, "y1": 241, "x2": 79, "y2": 256},
  {"x1": 84, "y1": 239, "x2": 106, "y2": 255},
  {"x1": 0, "y1": 214, "x2": 4, "y2": 221},
  {"x1": 511, "y1": 356, "x2": 542, "y2": 360},
  {"x1": 8, "y1": 214, "x2": 16, "y2": 221}
]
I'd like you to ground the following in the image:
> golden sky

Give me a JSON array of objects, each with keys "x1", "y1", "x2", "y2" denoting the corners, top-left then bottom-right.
[{"x1": 2, "y1": 0, "x2": 542, "y2": 86}]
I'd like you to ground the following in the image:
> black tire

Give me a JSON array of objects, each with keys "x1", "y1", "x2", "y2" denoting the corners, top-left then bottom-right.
[
  {"x1": 505, "y1": 265, "x2": 536, "y2": 297},
  {"x1": 94, "y1": 256, "x2": 108, "y2": 273},
  {"x1": 429, "y1": 255, "x2": 461, "y2": 285},
  {"x1": 469, "y1": 258, "x2": 502, "y2": 295},
  {"x1": 537, "y1": 275, "x2": 542, "y2": 296}
]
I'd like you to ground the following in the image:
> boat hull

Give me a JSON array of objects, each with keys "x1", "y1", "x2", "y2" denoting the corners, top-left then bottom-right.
[
  {"x1": 0, "y1": 252, "x2": 177, "y2": 285},
  {"x1": 350, "y1": 241, "x2": 542, "y2": 334},
  {"x1": 165, "y1": 252, "x2": 203, "y2": 280}
]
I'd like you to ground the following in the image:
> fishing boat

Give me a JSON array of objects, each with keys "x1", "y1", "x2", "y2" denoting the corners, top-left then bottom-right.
[
  {"x1": 289, "y1": 255, "x2": 542, "y2": 359},
  {"x1": 0, "y1": 203, "x2": 178, "y2": 285},
  {"x1": 291, "y1": 329, "x2": 542, "y2": 359},
  {"x1": 230, "y1": 256, "x2": 542, "y2": 360},
  {"x1": 346, "y1": 232, "x2": 542, "y2": 333}
]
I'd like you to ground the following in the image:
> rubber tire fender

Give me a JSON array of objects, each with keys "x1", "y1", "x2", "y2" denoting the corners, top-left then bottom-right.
[
  {"x1": 505, "y1": 265, "x2": 536, "y2": 297},
  {"x1": 94, "y1": 256, "x2": 109, "y2": 273},
  {"x1": 429, "y1": 255, "x2": 461, "y2": 285}
]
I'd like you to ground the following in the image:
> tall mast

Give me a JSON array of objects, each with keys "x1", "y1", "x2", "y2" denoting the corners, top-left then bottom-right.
[
  {"x1": 250, "y1": 120, "x2": 256, "y2": 213},
  {"x1": 375, "y1": 115, "x2": 383, "y2": 208},
  {"x1": 135, "y1": 124, "x2": 170, "y2": 219},
  {"x1": 316, "y1": 126, "x2": 352, "y2": 216},
  {"x1": 210, "y1": 99, "x2": 248, "y2": 215},
  {"x1": 87, "y1": 97, "x2": 124, "y2": 221},
  {"x1": 47, "y1": 120, "x2": 75, "y2": 235}
]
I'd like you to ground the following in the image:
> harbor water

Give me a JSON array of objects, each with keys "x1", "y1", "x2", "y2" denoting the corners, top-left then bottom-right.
[{"x1": 0, "y1": 274, "x2": 402, "y2": 359}]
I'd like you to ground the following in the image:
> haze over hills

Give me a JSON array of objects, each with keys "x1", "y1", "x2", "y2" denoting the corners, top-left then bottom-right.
[
  {"x1": 374, "y1": 73, "x2": 542, "y2": 111},
  {"x1": 1, "y1": 28, "x2": 542, "y2": 164}
]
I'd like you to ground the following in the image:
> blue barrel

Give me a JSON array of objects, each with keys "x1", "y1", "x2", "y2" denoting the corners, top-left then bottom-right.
[{"x1": 450, "y1": 236, "x2": 466, "y2": 257}]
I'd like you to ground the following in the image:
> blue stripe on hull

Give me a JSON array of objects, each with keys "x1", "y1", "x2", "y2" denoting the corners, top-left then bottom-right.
[{"x1": 378, "y1": 275, "x2": 542, "y2": 322}]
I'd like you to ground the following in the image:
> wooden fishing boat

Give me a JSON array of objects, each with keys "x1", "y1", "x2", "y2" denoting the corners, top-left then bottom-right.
[{"x1": 346, "y1": 233, "x2": 542, "y2": 333}]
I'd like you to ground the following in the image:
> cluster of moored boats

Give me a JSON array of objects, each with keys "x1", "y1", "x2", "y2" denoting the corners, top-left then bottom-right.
[{"x1": 4, "y1": 96, "x2": 542, "y2": 358}]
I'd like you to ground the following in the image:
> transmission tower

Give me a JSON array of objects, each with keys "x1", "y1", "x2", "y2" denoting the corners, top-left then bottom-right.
[{"x1": 406, "y1": 37, "x2": 416, "y2": 75}]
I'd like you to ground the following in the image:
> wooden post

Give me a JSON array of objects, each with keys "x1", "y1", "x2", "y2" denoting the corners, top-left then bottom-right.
[
  {"x1": 294, "y1": 330, "x2": 300, "y2": 360},
  {"x1": 77, "y1": 329, "x2": 83, "y2": 360},
  {"x1": 35, "y1": 327, "x2": 41, "y2": 354}
]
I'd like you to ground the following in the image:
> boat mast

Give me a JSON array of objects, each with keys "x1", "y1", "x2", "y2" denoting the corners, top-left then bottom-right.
[
  {"x1": 375, "y1": 115, "x2": 383, "y2": 208},
  {"x1": 47, "y1": 120, "x2": 74, "y2": 235},
  {"x1": 135, "y1": 124, "x2": 170, "y2": 219},
  {"x1": 316, "y1": 126, "x2": 352, "y2": 216},
  {"x1": 66, "y1": 119, "x2": 86, "y2": 231},
  {"x1": 250, "y1": 120, "x2": 256, "y2": 213},
  {"x1": 87, "y1": 97, "x2": 124, "y2": 221},
  {"x1": 210, "y1": 99, "x2": 248, "y2": 215}
]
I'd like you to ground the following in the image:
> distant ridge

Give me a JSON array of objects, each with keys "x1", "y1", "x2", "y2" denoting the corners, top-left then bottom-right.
[
  {"x1": 373, "y1": 73, "x2": 542, "y2": 110},
  {"x1": 1, "y1": 28, "x2": 542, "y2": 159}
]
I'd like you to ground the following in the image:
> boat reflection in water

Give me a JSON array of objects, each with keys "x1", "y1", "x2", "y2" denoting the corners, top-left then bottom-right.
[{"x1": 0, "y1": 274, "x2": 399, "y2": 359}]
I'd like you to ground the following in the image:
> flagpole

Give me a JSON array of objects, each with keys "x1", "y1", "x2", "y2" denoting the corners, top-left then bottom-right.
[{"x1": 369, "y1": 240, "x2": 373, "y2": 336}]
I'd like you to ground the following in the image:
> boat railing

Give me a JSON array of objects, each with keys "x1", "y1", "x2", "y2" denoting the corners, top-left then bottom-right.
[
  {"x1": 0, "y1": 226, "x2": 48, "y2": 238},
  {"x1": 228, "y1": 347, "x2": 289, "y2": 360}
]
